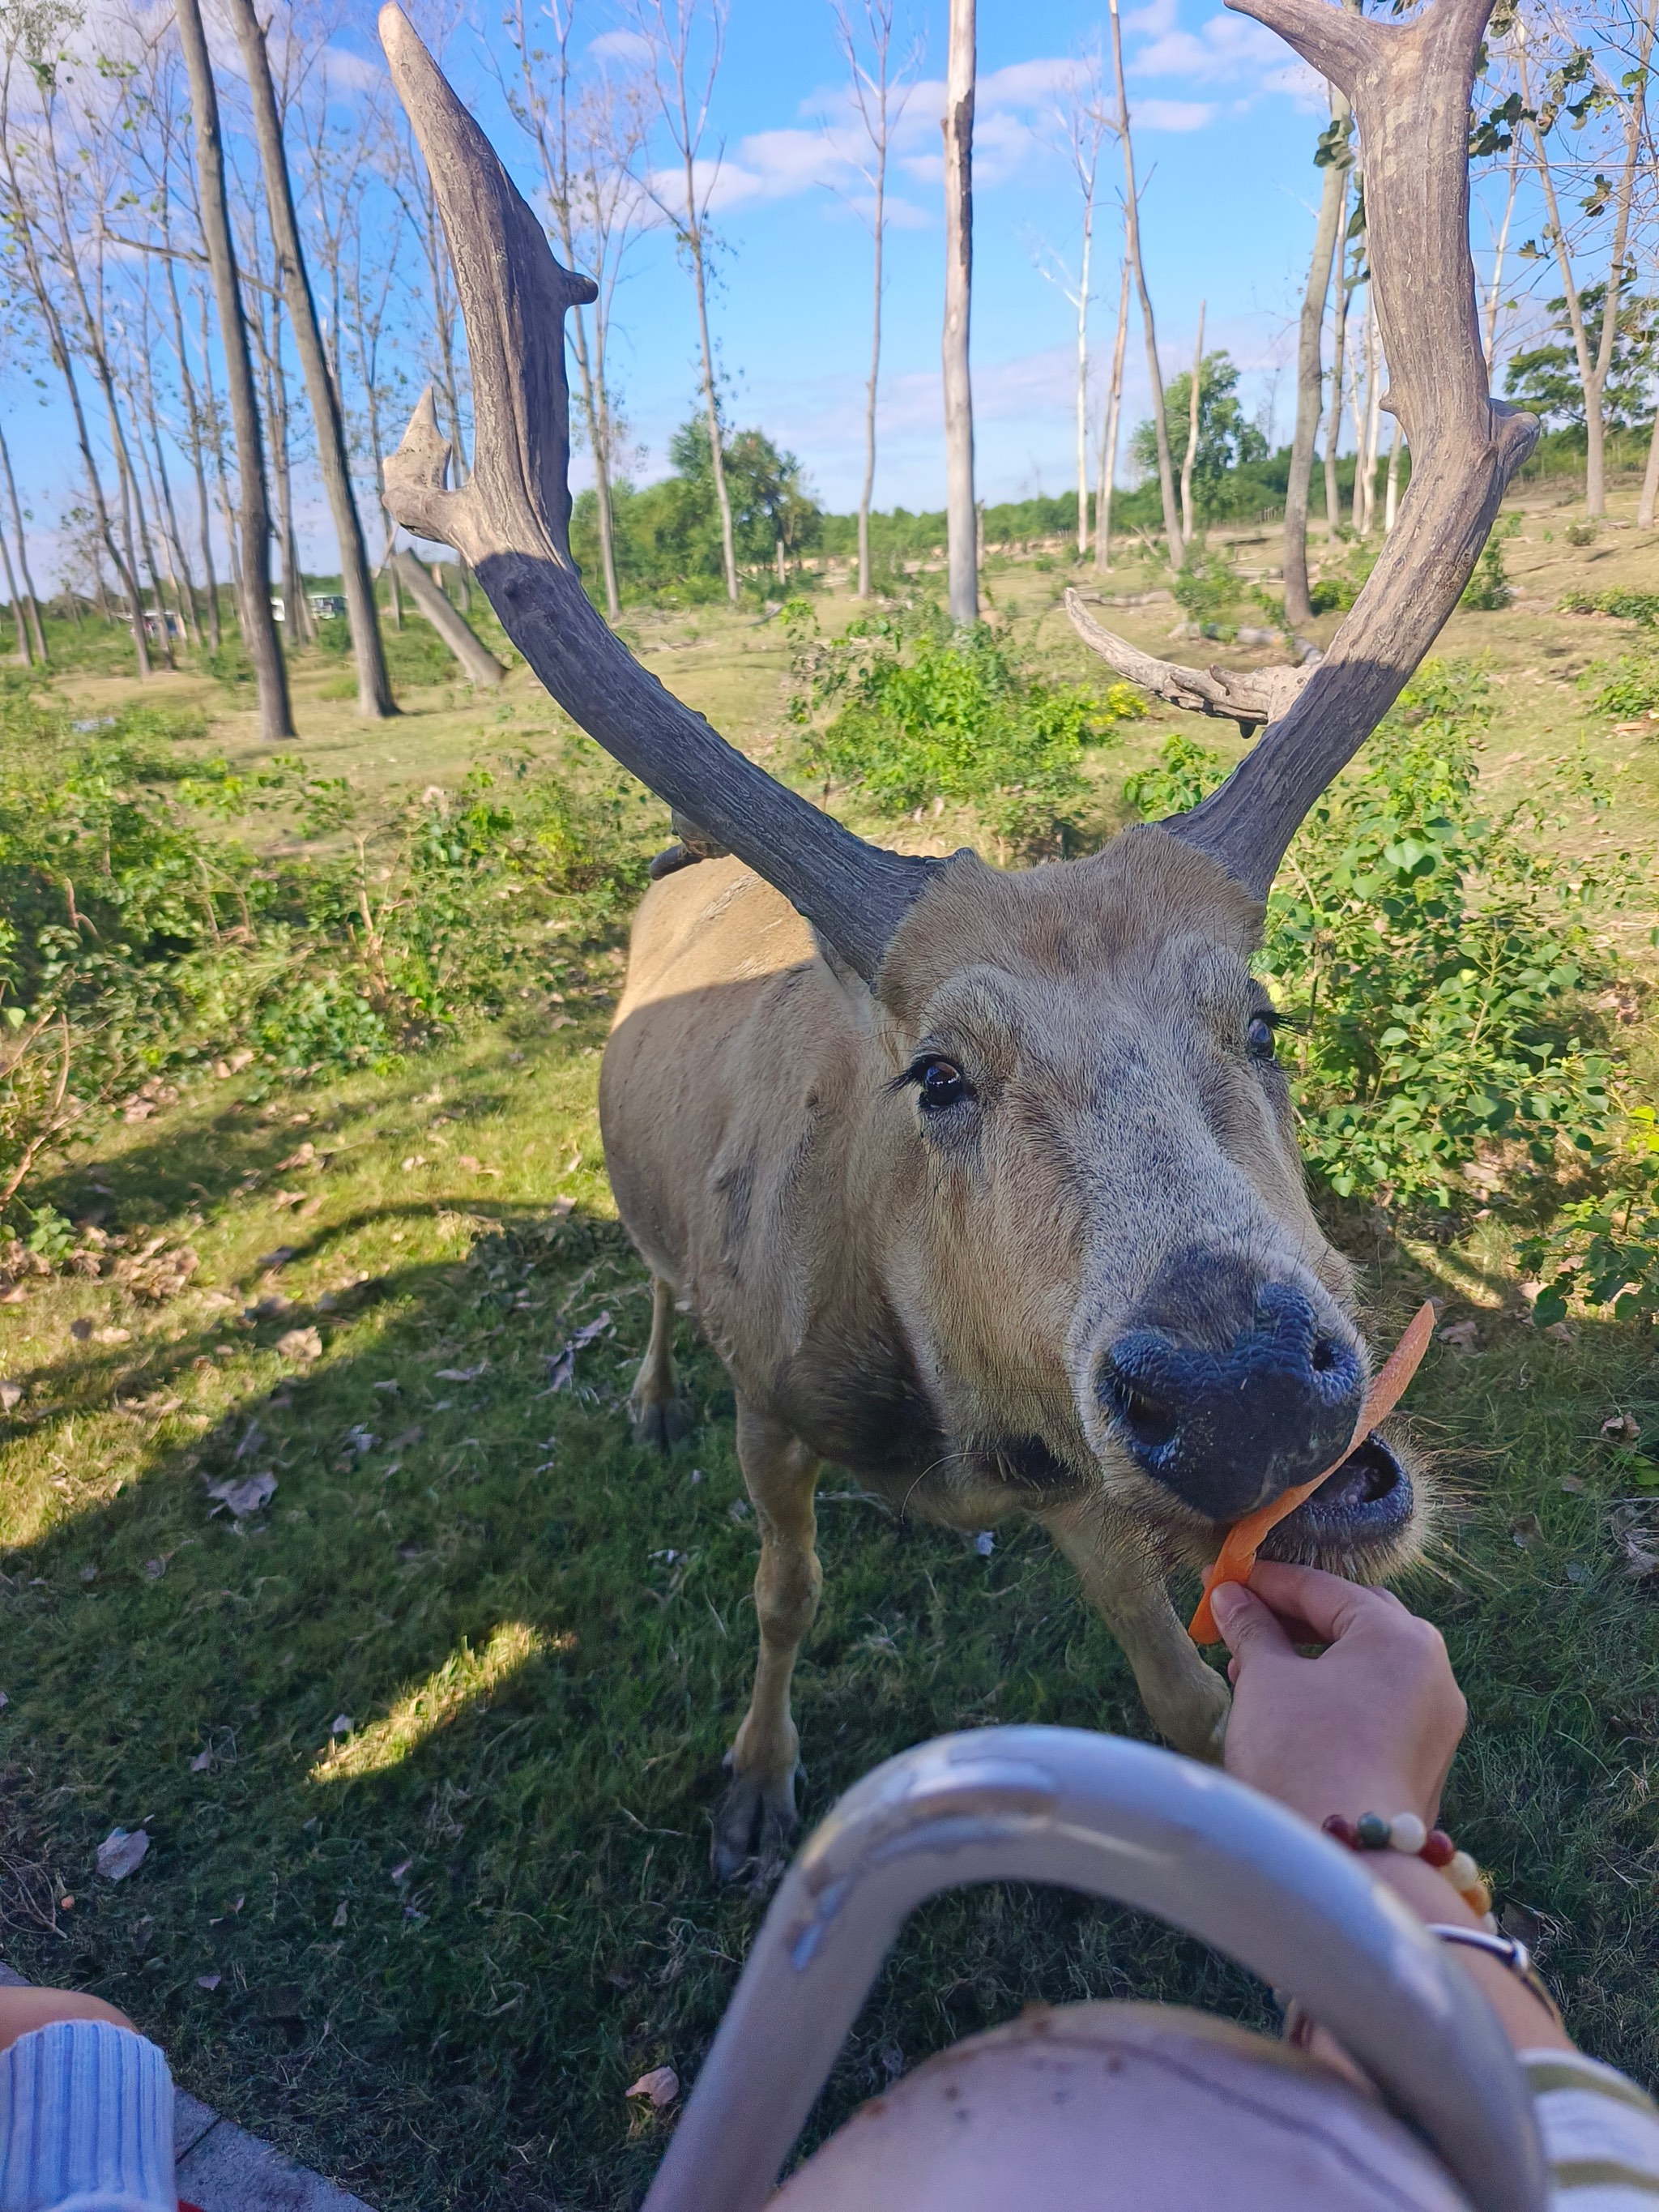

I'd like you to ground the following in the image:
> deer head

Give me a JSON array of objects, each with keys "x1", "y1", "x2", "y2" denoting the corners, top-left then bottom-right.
[{"x1": 377, "y1": 0, "x2": 1537, "y2": 1556}]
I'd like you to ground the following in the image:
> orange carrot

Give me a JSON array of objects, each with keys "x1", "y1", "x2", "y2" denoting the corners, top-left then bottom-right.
[{"x1": 1188, "y1": 1300, "x2": 1436, "y2": 1646}]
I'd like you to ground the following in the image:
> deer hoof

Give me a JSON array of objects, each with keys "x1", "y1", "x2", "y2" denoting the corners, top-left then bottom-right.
[
  {"x1": 710, "y1": 1765, "x2": 799, "y2": 1887},
  {"x1": 629, "y1": 1392, "x2": 691, "y2": 1452}
]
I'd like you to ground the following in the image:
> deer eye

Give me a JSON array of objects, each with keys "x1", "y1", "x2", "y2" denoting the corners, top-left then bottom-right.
[
  {"x1": 1246, "y1": 1011, "x2": 1278, "y2": 1062},
  {"x1": 912, "y1": 1057, "x2": 971, "y2": 1112}
]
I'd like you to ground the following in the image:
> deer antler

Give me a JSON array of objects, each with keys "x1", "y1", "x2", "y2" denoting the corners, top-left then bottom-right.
[
  {"x1": 375, "y1": 6, "x2": 940, "y2": 984},
  {"x1": 1064, "y1": 591, "x2": 1314, "y2": 735},
  {"x1": 1158, "y1": 0, "x2": 1537, "y2": 899}
]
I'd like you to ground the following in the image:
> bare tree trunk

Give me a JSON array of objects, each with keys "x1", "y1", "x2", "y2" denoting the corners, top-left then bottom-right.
[
  {"x1": 176, "y1": 0, "x2": 294, "y2": 741},
  {"x1": 0, "y1": 519, "x2": 29, "y2": 664},
  {"x1": 1482, "y1": 123, "x2": 1522, "y2": 371},
  {"x1": 0, "y1": 421, "x2": 46, "y2": 661},
  {"x1": 1357, "y1": 288, "x2": 1382, "y2": 535},
  {"x1": 1094, "y1": 256, "x2": 1129, "y2": 574},
  {"x1": 1323, "y1": 191, "x2": 1351, "y2": 538},
  {"x1": 1384, "y1": 412, "x2": 1403, "y2": 533},
  {"x1": 391, "y1": 550, "x2": 505, "y2": 685},
  {"x1": 1283, "y1": 96, "x2": 1349, "y2": 626},
  {"x1": 858, "y1": 170, "x2": 885, "y2": 599},
  {"x1": 224, "y1": 0, "x2": 394, "y2": 716},
  {"x1": 1071, "y1": 129, "x2": 1096, "y2": 560},
  {"x1": 1179, "y1": 301, "x2": 1205, "y2": 549},
  {"x1": 1109, "y1": 0, "x2": 1180, "y2": 570},
  {"x1": 942, "y1": 0, "x2": 977, "y2": 623},
  {"x1": 1639, "y1": 398, "x2": 1659, "y2": 531}
]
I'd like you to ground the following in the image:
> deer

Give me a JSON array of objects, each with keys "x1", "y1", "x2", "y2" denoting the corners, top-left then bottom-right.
[{"x1": 377, "y1": 0, "x2": 1538, "y2": 1881}]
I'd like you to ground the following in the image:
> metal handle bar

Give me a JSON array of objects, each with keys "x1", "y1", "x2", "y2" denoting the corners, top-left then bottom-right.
[{"x1": 643, "y1": 1727, "x2": 1546, "y2": 2212}]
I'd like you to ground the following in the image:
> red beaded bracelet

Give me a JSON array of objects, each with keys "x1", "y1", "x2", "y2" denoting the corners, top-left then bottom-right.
[{"x1": 1323, "y1": 1810, "x2": 1496, "y2": 1928}]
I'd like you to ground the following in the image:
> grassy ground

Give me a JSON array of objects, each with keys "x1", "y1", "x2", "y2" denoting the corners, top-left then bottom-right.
[{"x1": 1, "y1": 490, "x2": 1657, "y2": 2210}]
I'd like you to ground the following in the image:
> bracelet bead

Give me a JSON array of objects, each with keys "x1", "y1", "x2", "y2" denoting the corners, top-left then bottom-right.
[
  {"x1": 1422, "y1": 1828, "x2": 1456, "y2": 1868},
  {"x1": 1447, "y1": 1850, "x2": 1480, "y2": 1894},
  {"x1": 1321, "y1": 1814, "x2": 1360, "y2": 1849},
  {"x1": 1355, "y1": 1811, "x2": 1392, "y2": 1850},
  {"x1": 1388, "y1": 1812, "x2": 1427, "y2": 1855}
]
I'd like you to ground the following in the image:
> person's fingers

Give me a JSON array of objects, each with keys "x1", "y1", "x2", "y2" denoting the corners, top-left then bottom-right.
[
  {"x1": 1246, "y1": 1561, "x2": 1405, "y2": 1644},
  {"x1": 1210, "y1": 1579, "x2": 1294, "y2": 1668}
]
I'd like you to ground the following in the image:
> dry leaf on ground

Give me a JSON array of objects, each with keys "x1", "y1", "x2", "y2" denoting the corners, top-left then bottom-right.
[
  {"x1": 96, "y1": 1828, "x2": 149, "y2": 1881},
  {"x1": 626, "y1": 2067, "x2": 679, "y2": 2108},
  {"x1": 207, "y1": 1471, "x2": 277, "y2": 1518}
]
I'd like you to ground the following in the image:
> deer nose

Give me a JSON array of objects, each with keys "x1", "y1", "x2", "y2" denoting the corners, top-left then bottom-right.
[{"x1": 1096, "y1": 1279, "x2": 1363, "y2": 1522}]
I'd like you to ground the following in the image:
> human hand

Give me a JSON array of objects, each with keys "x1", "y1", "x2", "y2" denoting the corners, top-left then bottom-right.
[{"x1": 1209, "y1": 1562, "x2": 1466, "y2": 1831}]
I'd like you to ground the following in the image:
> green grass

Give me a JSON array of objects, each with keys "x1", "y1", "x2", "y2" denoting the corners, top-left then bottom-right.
[{"x1": 0, "y1": 503, "x2": 1657, "y2": 2208}]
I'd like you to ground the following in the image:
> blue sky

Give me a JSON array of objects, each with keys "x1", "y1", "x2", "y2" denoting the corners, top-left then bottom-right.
[{"x1": 471, "y1": 0, "x2": 1334, "y2": 514}]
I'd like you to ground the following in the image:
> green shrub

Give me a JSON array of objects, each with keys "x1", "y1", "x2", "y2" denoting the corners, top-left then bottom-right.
[
  {"x1": 793, "y1": 603, "x2": 1144, "y2": 861},
  {"x1": 202, "y1": 638, "x2": 254, "y2": 691},
  {"x1": 1560, "y1": 589, "x2": 1659, "y2": 627},
  {"x1": 1125, "y1": 662, "x2": 1635, "y2": 1210},
  {"x1": 1564, "y1": 519, "x2": 1599, "y2": 547},
  {"x1": 1521, "y1": 1107, "x2": 1659, "y2": 1330},
  {"x1": 1171, "y1": 550, "x2": 1243, "y2": 638},
  {"x1": 1581, "y1": 651, "x2": 1659, "y2": 719},
  {"x1": 1459, "y1": 540, "x2": 1512, "y2": 610},
  {"x1": 0, "y1": 673, "x2": 659, "y2": 1209}
]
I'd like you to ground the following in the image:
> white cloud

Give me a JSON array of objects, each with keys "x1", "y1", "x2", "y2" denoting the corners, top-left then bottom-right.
[{"x1": 1136, "y1": 97, "x2": 1218, "y2": 130}]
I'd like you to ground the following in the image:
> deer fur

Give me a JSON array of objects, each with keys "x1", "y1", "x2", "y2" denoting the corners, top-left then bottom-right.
[{"x1": 603, "y1": 832, "x2": 1422, "y2": 1875}]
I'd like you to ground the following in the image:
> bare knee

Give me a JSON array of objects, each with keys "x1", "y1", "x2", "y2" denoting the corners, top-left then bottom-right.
[{"x1": 0, "y1": 1988, "x2": 139, "y2": 2056}]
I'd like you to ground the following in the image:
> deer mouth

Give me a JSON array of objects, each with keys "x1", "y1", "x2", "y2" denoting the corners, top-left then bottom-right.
[{"x1": 1256, "y1": 1433, "x2": 1414, "y2": 1564}]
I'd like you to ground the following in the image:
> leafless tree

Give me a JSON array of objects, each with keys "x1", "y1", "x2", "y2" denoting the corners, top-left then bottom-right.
[
  {"x1": 1036, "y1": 49, "x2": 1109, "y2": 562},
  {"x1": 940, "y1": 0, "x2": 976, "y2": 620},
  {"x1": 631, "y1": 0, "x2": 740, "y2": 603},
  {"x1": 497, "y1": 0, "x2": 652, "y2": 622},
  {"x1": 1520, "y1": 0, "x2": 1655, "y2": 517},
  {"x1": 1282, "y1": 96, "x2": 1351, "y2": 626},
  {"x1": 174, "y1": 0, "x2": 294, "y2": 740},
  {"x1": 829, "y1": 0, "x2": 917, "y2": 598},
  {"x1": 1179, "y1": 300, "x2": 1205, "y2": 549},
  {"x1": 1107, "y1": 0, "x2": 1181, "y2": 569},
  {"x1": 224, "y1": 0, "x2": 393, "y2": 713},
  {"x1": 1093, "y1": 253, "x2": 1130, "y2": 573},
  {"x1": 0, "y1": 19, "x2": 150, "y2": 672}
]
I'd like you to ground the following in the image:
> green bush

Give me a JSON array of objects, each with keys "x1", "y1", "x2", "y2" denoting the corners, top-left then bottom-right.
[
  {"x1": 0, "y1": 673, "x2": 658, "y2": 1207},
  {"x1": 1560, "y1": 589, "x2": 1659, "y2": 627},
  {"x1": 1125, "y1": 662, "x2": 1635, "y2": 1210},
  {"x1": 1459, "y1": 540, "x2": 1512, "y2": 611},
  {"x1": 1581, "y1": 651, "x2": 1659, "y2": 719},
  {"x1": 1521, "y1": 1107, "x2": 1659, "y2": 1330},
  {"x1": 792, "y1": 602, "x2": 1144, "y2": 861},
  {"x1": 1171, "y1": 550, "x2": 1243, "y2": 638}
]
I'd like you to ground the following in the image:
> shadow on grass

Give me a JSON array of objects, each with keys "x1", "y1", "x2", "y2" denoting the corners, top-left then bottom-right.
[{"x1": 0, "y1": 1155, "x2": 1656, "y2": 2210}]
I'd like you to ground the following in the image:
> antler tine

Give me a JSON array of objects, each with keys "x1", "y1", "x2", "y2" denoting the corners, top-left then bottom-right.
[
  {"x1": 376, "y1": 5, "x2": 939, "y2": 984},
  {"x1": 1163, "y1": 0, "x2": 1539, "y2": 900},
  {"x1": 1064, "y1": 591, "x2": 1314, "y2": 736}
]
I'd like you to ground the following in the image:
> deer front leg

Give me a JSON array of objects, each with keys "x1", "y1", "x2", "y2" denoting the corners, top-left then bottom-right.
[
  {"x1": 1041, "y1": 1501, "x2": 1230, "y2": 1764},
  {"x1": 629, "y1": 1274, "x2": 691, "y2": 1450},
  {"x1": 712, "y1": 1401, "x2": 822, "y2": 1885}
]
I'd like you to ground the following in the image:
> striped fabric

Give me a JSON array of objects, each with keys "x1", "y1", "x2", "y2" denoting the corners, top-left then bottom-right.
[
  {"x1": 0, "y1": 2022, "x2": 175, "y2": 2212},
  {"x1": 1526, "y1": 2049, "x2": 1659, "y2": 2208}
]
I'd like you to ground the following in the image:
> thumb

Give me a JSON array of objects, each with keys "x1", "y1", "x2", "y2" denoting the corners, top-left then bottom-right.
[{"x1": 1210, "y1": 1580, "x2": 1293, "y2": 1672}]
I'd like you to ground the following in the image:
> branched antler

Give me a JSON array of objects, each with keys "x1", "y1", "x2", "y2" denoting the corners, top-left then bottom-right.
[
  {"x1": 376, "y1": 6, "x2": 941, "y2": 984},
  {"x1": 1064, "y1": 591, "x2": 1314, "y2": 735},
  {"x1": 1156, "y1": 0, "x2": 1538, "y2": 895}
]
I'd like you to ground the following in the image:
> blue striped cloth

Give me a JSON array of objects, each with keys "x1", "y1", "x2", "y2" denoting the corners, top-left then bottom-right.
[{"x1": 0, "y1": 2022, "x2": 174, "y2": 2212}]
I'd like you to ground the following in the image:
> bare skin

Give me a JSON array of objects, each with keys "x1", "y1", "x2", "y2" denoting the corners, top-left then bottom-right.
[
  {"x1": 0, "y1": 1987, "x2": 136, "y2": 2055},
  {"x1": 1215, "y1": 1565, "x2": 1572, "y2": 2058}
]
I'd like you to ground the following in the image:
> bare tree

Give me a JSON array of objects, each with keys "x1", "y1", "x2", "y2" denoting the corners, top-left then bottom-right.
[
  {"x1": 0, "y1": 326, "x2": 46, "y2": 660},
  {"x1": 0, "y1": 27, "x2": 150, "y2": 673},
  {"x1": 1522, "y1": 2, "x2": 1655, "y2": 518},
  {"x1": 941, "y1": 0, "x2": 976, "y2": 620},
  {"x1": 174, "y1": 0, "x2": 294, "y2": 741},
  {"x1": 1093, "y1": 254, "x2": 1130, "y2": 574},
  {"x1": 224, "y1": 0, "x2": 394, "y2": 715},
  {"x1": 1282, "y1": 99, "x2": 1351, "y2": 626},
  {"x1": 1037, "y1": 50, "x2": 1108, "y2": 563},
  {"x1": 497, "y1": 0, "x2": 651, "y2": 623},
  {"x1": 632, "y1": 0, "x2": 740, "y2": 603},
  {"x1": 1178, "y1": 300, "x2": 1205, "y2": 549},
  {"x1": 830, "y1": 0, "x2": 916, "y2": 599},
  {"x1": 1107, "y1": 0, "x2": 1181, "y2": 569},
  {"x1": 1323, "y1": 190, "x2": 1355, "y2": 537}
]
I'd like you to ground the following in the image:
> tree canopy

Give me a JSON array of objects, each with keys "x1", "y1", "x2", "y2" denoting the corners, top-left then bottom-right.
[{"x1": 1130, "y1": 352, "x2": 1268, "y2": 519}]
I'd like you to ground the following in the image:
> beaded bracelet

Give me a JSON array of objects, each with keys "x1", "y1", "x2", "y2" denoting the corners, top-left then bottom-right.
[{"x1": 1323, "y1": 1810, "x2": 1498, "y2": 1930}]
